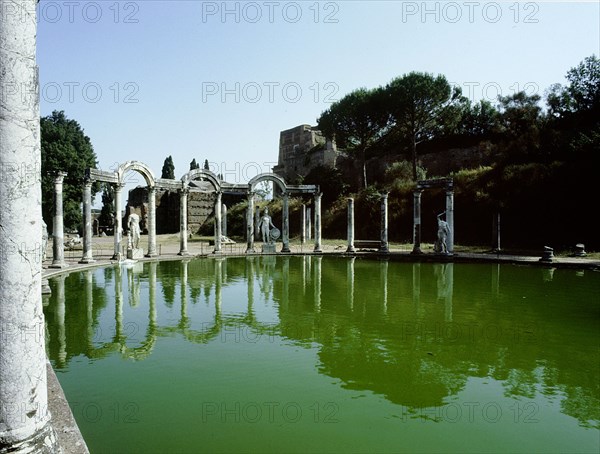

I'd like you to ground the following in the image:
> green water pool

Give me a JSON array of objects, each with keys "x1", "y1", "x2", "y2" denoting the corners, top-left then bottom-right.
[{"x1": 44, "y1": 257, "x2": 600, "y2": 453}]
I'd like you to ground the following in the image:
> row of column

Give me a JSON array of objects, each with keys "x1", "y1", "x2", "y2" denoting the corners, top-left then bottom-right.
[
  {"x1": 412, "y1": 189, "x2": 454, "y2": 255},
  {"x1": 345, "y1": 193, "x2": 389, "y2": 253}
]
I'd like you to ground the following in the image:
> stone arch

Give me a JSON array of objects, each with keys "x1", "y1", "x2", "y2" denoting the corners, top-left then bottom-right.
[
  {"x1": 248, "y1": 173, "x2": 287, "y2": 193},
  {"x1": 117, "y1": 160, "x2": 156, "y2": 187},
  {"x1": 181, "y1": 169, "x2": 221, "y2": 192}
]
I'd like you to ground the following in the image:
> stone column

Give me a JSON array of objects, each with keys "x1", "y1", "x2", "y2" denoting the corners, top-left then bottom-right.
[
  {"x1": 411, "y1": 190, "x2": 423, "y2": 254},
  {"x1": 254, "y1": 206, "x2": 260, "y2": 241},
  {"x1": 214, "y1": 191, "x2": 222, "y2": 253},
  {"x1": 178, "y1": 188, "x2": 189, "y2": 256},
  {"x1": 346, "y1": 197, "x2": 355, "y2": 253},
  {"x1": 80, "y1": 179, "x2": 95, "y2": 263},
  {"x1": 380, "y1": 192, "x2": 389, "y2": 253},
  {"x1": 221, "y1": 204, "x2": 227, "y2": 237},
  {"x1": 306, "y1": 208, "x2": 312, "y2": 241},
  {"x1": 300, "y1": 204, "x2": 306, "y2": 244},
  {"x1": 446, "y1": 190, "x2": 454, "y2": 254},
  {"x1": 112, "y1": 183, "x2": 124, "y2": 260},
  {"x1": 246, "y1": 192, "x2": 255, "y2": 253},
  {"x1": 0, "y1": 0, "x2": 60, "y2": 448},
  {"x1": 281, "y1": 192, "x2": 290, "y2": 253},
  {"x1": 314, "y1": 193, "x2": 322, "y2": 253},
  {"x1": 50, "y1": 171, "x2": 68, "y2": 268},
  {"x1": 146, "y1": 186, "x2": 157, "y2": 257}
]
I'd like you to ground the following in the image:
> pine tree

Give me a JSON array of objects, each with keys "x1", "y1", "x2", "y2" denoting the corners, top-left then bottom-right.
[{"x1": 161, "y1": 155, "x2": 175, "y2": 179}]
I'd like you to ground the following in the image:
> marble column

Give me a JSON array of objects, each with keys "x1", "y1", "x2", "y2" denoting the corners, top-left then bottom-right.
[
  {"x1": 246, "y1": 192, "x2": 255, "y2": 253},
  {"x1": 306, "y1": 208, "x2": 312, "y2": 241},
  {"x1": 314, "y1": 193, "x2": 322, "y2": 253},
  {"x1": 178, "y1": 188, "x2": 189, "y2": 256},
  {"x1": 50, "y1": 171, "x2": 68, "y2": 268},
  {"x1": 146, "y1": 186, "x2": 157, "y2": 257},
  {"x1": 0, "y1": 0, "x2": 60, "y2": 447},
  {"x1": 221, "y1": 204, "x2": 227, "y2": 237},
  {"x1": 112, "y1": 183, "x2": 124, "y2": 260},
  {"x1": 380, "y1": 193, "x2": 389, "y2": 253},
  {"x1": 300, "y1": 204, "x2": 306, "y2": 244},
  {"x1": 346, "y1": 197, "x2": 355, "y2": 253},
  {"x1": 214, "y1": 191, "x2": 222, "y2": 253},
  {"x1": 411, "y1": 190, "x2": 423, "y2": 255},
  {"x1": 80, "y1": 179, "x2": 95, "y2": 263},
  {"x1": 282, "y1": 192, "x2": 290, "y2": 253},
  {"x1": 254, "y1": 206, "x2": 260, "y2": 241},
  {"x1": 446, "y1": 190, "x2": 454, "y2": 254}
]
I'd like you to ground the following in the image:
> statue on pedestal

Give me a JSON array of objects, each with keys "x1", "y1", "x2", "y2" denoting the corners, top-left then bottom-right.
[
  {"x1": 435, "y1": 212, "x2": 451, "y2": 254},
  {"x1": 128, "y1": 213, "x2": 141, "y2": 249},
  {"x1": 259, "y1": 208, "x2": 276, "y2": 244}
]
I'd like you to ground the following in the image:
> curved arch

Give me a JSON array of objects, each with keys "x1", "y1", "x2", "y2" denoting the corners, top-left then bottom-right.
[
  {"x1": 248, "y1": 173, "x2": 287, "y2": 193},
  {"x1": 181, "y1": 169, "x2": 221, "y2": 192},
  {"x1": 117, "y1": 160, "x2": 156, "y2": 187}
]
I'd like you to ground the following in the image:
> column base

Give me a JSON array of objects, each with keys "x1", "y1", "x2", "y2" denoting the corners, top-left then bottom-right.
[
  {"x1": 145, "y1": 253, "x2": 159, "y2": 258},
  {"x1": 314, "y1": 247, "x2": 323, "y2": 253},
  {"x1": 0, "y1": 420, "x2": 60, "y2": 454},
  {"x1": 111, "y1": 253, "x2": 121, "y2": 261},
  {"x1": 411, "y1": 247, "x2": 423, "y2": 255},
  {"x1": 246, "y1": 248, "x2": 256, "y2": 254},
  {"x1": 346, "y1": 247, "x2": 355, "y2": 253},
  {"x1": 177, "y1": 250, "x2": 190, "y2": 256},
  {"x1": 78, "y1": 258, "x2": 96, "y2": 264},
  {"x1": 49, "y1": 261, "x2": 68, "y2": 269},
  {"x1": 281, "y1": 246, "x2": 291, "y2": 253},
  {"x1": 379, "y1": 248, "x2": 390, "y2": 253}
]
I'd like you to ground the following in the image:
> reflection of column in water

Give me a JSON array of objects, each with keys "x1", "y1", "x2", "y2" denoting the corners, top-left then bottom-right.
[
  {"x1": 491, "y1": 263, "x2": 500, "y2": 299},
  {"x1": 282, "y1": 257, "x2": 290, "y2": 309},
  {"x1": 246, "y1": 257, "x2": 255, "y2": 314},
  {"x1": 542, "y1": 268, "x2": 556, "y2": 282},
  {"x1": 180, "y1": 260, "x2": 189, "y2": 326},
  {"x1": 412, "y1": 262, "x2": 421, "y2": 310},
  {"x1": 127, "y1": 267, "x2": 141, "y2": 308},
  {"x1": 85, "y1": 270, "x2": 93, "y2": 348},
  {"x1": 215, "y1": 259, "x2": 223, "y2": 316},
  {"x1": 222, "y1": 258, "x2": 228, "y2": 284},
  {"x1": 306, "y1": 256, "x2": 312, "y2": 283},
  {"x1": 380, "y1": 259, "x2": 388, "y2": 314},
  {"x1": 115, "y1": 265, "x2": 123, "y2": 341},
  {"x1": 314, "y1": 256, "x2": 322, "y2": 311},
  {"x1": 444, "y1": 263, "x2": 454, "y2": 322},
  {"x1": 55, "y1": 275, "x2": 66, "y2": 366},
  {"x1": 347, "y1": 257, "x2": 355, "y2": 311},
  {"x1": 302, "y1": 255, "x2": 307, "y2": 295},
  {"x1": 149, "y1": 262, "x2": 157, "y2": 328}
]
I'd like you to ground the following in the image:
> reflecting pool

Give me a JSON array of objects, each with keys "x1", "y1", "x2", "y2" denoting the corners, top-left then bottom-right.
[{"x1": 44, "y1": 257, "x2": 600, "y2": 453}]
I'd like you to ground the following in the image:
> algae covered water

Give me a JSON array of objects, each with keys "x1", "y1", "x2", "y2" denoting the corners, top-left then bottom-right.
[{"x1": 44, "y1": 257, "x2": 600, "y2": 453}]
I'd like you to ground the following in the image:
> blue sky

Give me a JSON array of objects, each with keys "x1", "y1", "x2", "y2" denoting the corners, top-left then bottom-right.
[{"x1": 36, "y1": 0, "x2": 599, "y2": 192}]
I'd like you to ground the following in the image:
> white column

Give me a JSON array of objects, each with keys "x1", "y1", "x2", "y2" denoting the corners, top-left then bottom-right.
[
  {"x1": 314, "y1": 193, "x2": 322, "y2": 253},
  {"x1": 300, "y1": 204, "x2": 306, "y2": 244},
  {"x1": 146, "y1": 186, "x2": 157, "y2": 257},
  {"x1": 346, "y1": 197, "x2": 355, "y2": 253},
  {"x1": 306, "y1": 207, "x2": 312, "y2": 241},
  {"x1": 214, "y1": 191, "x2": 222, "y2": 253},
  {"x1": 446, "y1": 190, "x2": 454, "y2": 254},
  {"x1": 80, "y1": 179, "x2": 95, "y2": 263},
  {"x1": 112, "y1": 183, "x2": 124, "y2": 260},
  {"x1": 0, "y1": 0, "x2": 59, "y2": 448},
  {"x1": 412, "y1": 190, "x2": 422, "y2": 255},
  {"x1": 221, "y1": 204, "x2": 227, "y2": 237},
  {"x1": 178, "y1": 188, "x2": 189, "y2": 256},
  {"x1": 50, "y1": 171, "x2": 68, "y2": 268},
  {"x1": 380, "y1": 192, "x2": 389, "y2": 253},
  {"x1": 282, "y1": 192, "x2": 290, "y2": 252},
  {"x1": 246, "y1": 192, "x2": 255, "y2": 253}
]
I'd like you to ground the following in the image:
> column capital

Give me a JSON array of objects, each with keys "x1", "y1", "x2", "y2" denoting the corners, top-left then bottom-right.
[
  {"x1": 314, "y1": 192, "x2": 323, "y2": 200},
  {"x1": 147, "y1": 185, "x2": 156, "y2": 194},
  {"x1": 53, "y1": 171, "x2": 67, "y2": 184},
  {"x1": 113, "y1": 182, "x2": 125, "y2": 190},
  {"x1": 380, "y1": 192, "x2": 389, "y2": 199},
  {"x1": 179, "y1": 187, "x2": 190, "y2": 195}
]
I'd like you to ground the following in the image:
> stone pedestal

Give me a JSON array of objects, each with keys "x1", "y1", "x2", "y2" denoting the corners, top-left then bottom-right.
[
  {"x1": 127, "y1": 248, "x2": 144, "y2": 260},
  {"x1": 574, "y1": 243, "x2": 587, "y2": 257},
  {"x1": 539, "y1": 246, "x2": 554, "y2": 263},
  {"x1": 261, "y1": 243, "x2": 277, "y2": 254}
]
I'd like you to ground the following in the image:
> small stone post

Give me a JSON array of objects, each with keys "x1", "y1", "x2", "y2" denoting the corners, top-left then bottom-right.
[
  {"x1": 314, "y1": 193, "x2": 322, "y2": 253},
  {"x1": 178, "y1": 188, "x2": 189, "y2": 256},
  {"x1": 80, "y1": 179, "x2": 95, "y2": 263},
  {"x1": 282, "y1": 193, "x2": 290, "y2": 252},
  {"x1": 51, "y1": 171, "x2": 68, "y2": 268},
  {"x1": 411, "y1": 190, "x2": 422, "y2": 254},
  {"x1": 347, "y1": 197, "x2": 355, "y2": 253},
  {"x1": 0, "y1": 0, "x2": 60, "y2": 448},
  {"x1": 112, "y1": 183, "x2": 123, "y2": 260},
  {"x1": 146, "y1": 186, "x2": 157, "y2": 257},
  {"x1": 380, "y1": 192, "x2": 389, "y2": 253},
  {"x1": 446, "y1": 189, "x2": 454, "y2": 254},
  {"x1": 246, "y1": 192, "x2": 255, "y2": 253}
]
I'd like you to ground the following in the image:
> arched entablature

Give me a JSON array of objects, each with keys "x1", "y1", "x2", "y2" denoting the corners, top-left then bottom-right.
[
  {"x1": 117, "y1": 161, "x2": 156, "y2": 187},
  {"x1": 248, "y1": 173, "x2": 287, "y2": 193},
  {"x1": 181, "y1": 169, "x2": 221, "y2": 192}
]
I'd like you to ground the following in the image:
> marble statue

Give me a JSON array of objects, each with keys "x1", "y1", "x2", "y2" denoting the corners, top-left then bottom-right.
[
  {"x1": 258, "y1": 207, "x2": 276, "y2": 244},
  {"x1": 435, "y1": 212, "x2": 451, "y2": 254},
  {"x1": 128, "y1": 213, "x2": 141, "y2": 249}
]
